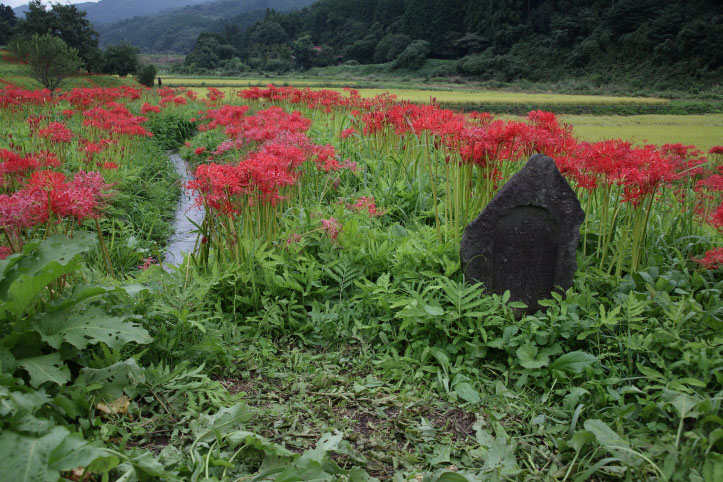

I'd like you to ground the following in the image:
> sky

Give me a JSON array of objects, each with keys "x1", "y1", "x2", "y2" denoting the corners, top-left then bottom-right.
[{"x1": 6, "y1": 0, "x2": 99, "y2": 8}]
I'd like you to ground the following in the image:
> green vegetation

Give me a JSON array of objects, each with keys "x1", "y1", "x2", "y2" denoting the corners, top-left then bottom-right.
[
  {"x1": 96, "y1": 0, "x2": 315, "y2": 53},
  {"x1": 136, "y1": 64, "x2": 158, "y2": 88},
  {"x1": 178, "y1": 0, "x2": 721, "y2": 93},
  {"x1": 13, "y1": 0, "x2": 102, "y2": 71},
  {"x1": 9, "y1": 34, "x2": 83, "y2": 92},
  {"x1": 101, "y1": 43, "x2": 140, "y2": 77}
]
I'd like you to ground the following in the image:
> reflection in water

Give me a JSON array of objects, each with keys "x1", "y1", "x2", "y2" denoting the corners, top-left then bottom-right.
[{"x1": 164, "y1": 153, "x2": 204, "y2": 267}]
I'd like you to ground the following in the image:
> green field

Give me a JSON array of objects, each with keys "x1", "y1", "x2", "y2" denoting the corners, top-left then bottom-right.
[{"x1": 559, "y1": 113, "x2": 723, "y2": 151}]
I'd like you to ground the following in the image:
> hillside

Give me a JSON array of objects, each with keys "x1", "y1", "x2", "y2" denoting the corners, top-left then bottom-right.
[
  {"x1": 184, "y1": 0, "x2": 720, "y2": 89},
  {"x1": 12, "y1": 0, "x2": 214, "y2": 25},
  {"x1": 97, "y1": 0, "x2": 315, "y2": 52}
]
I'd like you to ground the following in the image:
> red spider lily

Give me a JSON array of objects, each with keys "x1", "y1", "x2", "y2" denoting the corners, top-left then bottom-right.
[
  {"x1": 59, "y1": 87, "x2": 142, "y2": 108},
  {"x1": 0, "y1": 188, "x2": 48, "y2": 233},
  {"x1": 37, "y1": 122, "x2": 74, "y2": 143},
  {"x1": 708, "y1": 146, "x2": 723, "y2": 156},
  {"x1": 0, "y1": 86, "x2": 51, "y2": 108},
  {"x1": 83, "y1": 102, "x2": 152, "y2": 137},
  {"x1": 321, "y1": 217, "x2": 341, "y2": 240},
  {"x1": 141, "y1": 102, "x2": 161, "y2": 114},
  {"x1": 138, "y1": 256, "x2": 158, "y2": 270},
  {"x1": 693, "y1": 247, "x2": 723, "y2": 269},
  {"x1": 194, "y1": 147, "x2": 207, "y2": 156},
  {"x1": 710, "y1": 201, "x2": 723, "y2": 232},
  {"x1": 0, "y1": 245, "x2": 11, "y2": 260},
  {"x1": 350, "y1": 196, "x2": 382, "y2": 216},
  {"x1": 340, "y1": 127, "x2": 357, "y2": 139}
]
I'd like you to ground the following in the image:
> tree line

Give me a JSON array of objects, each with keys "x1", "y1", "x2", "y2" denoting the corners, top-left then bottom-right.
[
  {"x1": 0, "y1": 0, "x2": 156, "y2": 91},
  {"x1": 181, "y1": 0, "x2": 722, "y2": 89}
]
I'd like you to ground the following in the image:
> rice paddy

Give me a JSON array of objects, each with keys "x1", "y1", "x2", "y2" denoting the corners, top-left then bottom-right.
[{"x1": 163, "y1": 77, "x2": 668, "y2": 105}]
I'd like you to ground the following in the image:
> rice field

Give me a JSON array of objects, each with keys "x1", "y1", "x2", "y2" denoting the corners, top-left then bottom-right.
[
  {"x1": 164, "y1": 78, "x2": 668, "y2": 105},
  {"x1": 558, "y1": 113, "x2": 723, "y2": 151}
]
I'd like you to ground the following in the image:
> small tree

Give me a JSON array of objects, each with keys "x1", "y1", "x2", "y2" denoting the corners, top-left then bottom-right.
[
  {"x1": 11, "y1": 34, "x2": 82, "y2": 92},
  {"x1": 101, "y1": 43, "x2": 139, "y2": 77},
  {"x1": 136, "y1": 64, "x2": 157, "y2": 87}
]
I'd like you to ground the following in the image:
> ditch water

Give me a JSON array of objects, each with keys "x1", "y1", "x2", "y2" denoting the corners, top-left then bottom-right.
[{"x1": 163, "y1": 153, "x2": 204, "y2": 267}]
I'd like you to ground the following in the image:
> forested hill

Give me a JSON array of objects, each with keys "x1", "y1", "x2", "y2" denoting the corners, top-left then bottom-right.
[
  {"x1": 97, "y1": 0, "x2": 315, "y2": 52},
  {"x1": 184, "y1": 0, "x2": 722, "y2": 87},
  {"x1": 13, "y1": 0, "x2": 214, "y2": 25}
]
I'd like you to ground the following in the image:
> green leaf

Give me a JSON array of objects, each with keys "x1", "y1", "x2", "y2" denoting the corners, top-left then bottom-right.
[
  {"x1": 550, "y1": 351, "x2": 597, "y2": 375},
  {"x1": 516, "y1": 343, "x2": 549, "y2": 369},
  {"x1": 1, "y1": 233, "x2": 96, "y2": 317},
  {"x1": 49, "y1": 432, "x2": 110, "y2": 473},
  {"x1": 37, "y1": 307, "x2": 151, "y2": 350},
  {"x1": 18, "y1": 353, "x2": 71, "y2": 387},
  {"x1": 569, "y1": 430, "x2": 594, "y2": 453},
  {"x1": 0, "y1": 426, "x2": 69, "y2": 482},
  {"x1": 584, "y1": 419, "x2": 639, "y2": 466},
  {"x1": 453, "y1": 382, "x2": 480, "y2": 404},
  {"x1": 81, "y1": 359, "x2": 146, "y2": 400},
  {"x1": 226, "y1": 431, "x2": 294, "y2": 457}
]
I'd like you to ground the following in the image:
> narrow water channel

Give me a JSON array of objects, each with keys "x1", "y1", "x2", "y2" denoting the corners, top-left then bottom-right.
[{"x1": 164, "y1": 153, "x2": 204, "y2": 266}]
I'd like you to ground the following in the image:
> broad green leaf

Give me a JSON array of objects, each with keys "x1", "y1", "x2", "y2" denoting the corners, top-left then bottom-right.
[
  {"x1": 516, "y1": 343, "x2": 549, "y2": 369},
  {"x1": 226, "y1": 430, "x2": 294, "y2": 457},
  {"x1": 427, "y1": 444, "x2": 452, "y2": 465},
  {"x1": 663, "y1": 389, "x2": 702, "y2": 420},
  {"x1": 584, "y1": 419, "x2": 639, "y2": 466},
  {"x1": 429, "y1": 471, "x2": 471, "y2": 482},
  {"x1": 550, "y1": 351, "x2": 597, "y2": 375},
  {"x1": 569, "y1": 430, "x2": 594, "y2": 453},
  {"x1": 18, "y1": 353, "x2": 71, "y2": 387},
  {"x1": 454, "y1": 382, "x2": 480, "y2": 404},
  {"x1": 81, "y1": 359, "x2": 146, "y2": 400},
  {"x1": 37, "y1": 307, "x2": 151, "y2": 350},
  {"x1": 49, "y1": 432, "x2": 109, "y2": 472},
  {"x1": 2, "y1": 233, "x2": 96, "y2": 317},
  {"x1": 0, "y1": 426, "x2": 69, "y2": 482}
]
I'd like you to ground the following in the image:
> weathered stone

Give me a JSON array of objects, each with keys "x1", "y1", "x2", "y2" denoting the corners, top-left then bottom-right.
[{"x1": 460, "y1": 154, "x2": 585, "y2": 312}]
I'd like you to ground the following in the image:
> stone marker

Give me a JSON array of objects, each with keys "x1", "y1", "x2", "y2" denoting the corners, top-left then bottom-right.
[{"x1": 460, "y1": 154, "x2": 585, "y2": 313}]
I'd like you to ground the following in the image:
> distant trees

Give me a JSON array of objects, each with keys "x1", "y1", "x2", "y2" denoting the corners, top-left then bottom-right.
[
  {"x1": 13, "y1": 0, "x2": 101, "y2": 71},
  {"x1": 0, "y1": 4, "x2": 17, "y2": 45},
  {"x1": 101, "y1": 43, "x2": 139, "y2": 76},
  {"x1": 10, "y1": 34, "x2": 82, "y2": 92},
  {"x1": 175, "y1": 0, "x2": 721, "y2": 87}
]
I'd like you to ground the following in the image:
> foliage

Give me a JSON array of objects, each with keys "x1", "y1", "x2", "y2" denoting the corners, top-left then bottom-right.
[
  {"x1": 2, "y1": 53, "x2": 722, "y2": 479},
  {"x1": 101, "y1": 42, "x2": 139, "y2": 77},
  {"x1": 14, "y1": 0, "x2": 101, "y2": 71},
  {"x1": 178, "y1": 0, "x2": 722, "y2": 88},
  {"x1": 0, "y1": 3, "x2": 16, "y2": 45},
  {"x1": 9, "y1": 34, "x2": 82, "y2": 92},
  {"x1": 392, "y1": 39, "x2": 430, "y2": 69},
  {"x1": 136, "y1": 63, "x2": 158, "y2": 87}
]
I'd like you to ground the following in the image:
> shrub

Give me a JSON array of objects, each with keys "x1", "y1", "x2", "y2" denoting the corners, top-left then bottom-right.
[
  {"x1": 136, "y1": 64, "x2": 157, "y2": 87},
  {"x1": 265, "y1": 58, "x2": 290, "y2": 73},
  {"x1": 392, "y1": 39, "x2": 430, "y2": 69}
]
